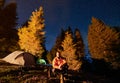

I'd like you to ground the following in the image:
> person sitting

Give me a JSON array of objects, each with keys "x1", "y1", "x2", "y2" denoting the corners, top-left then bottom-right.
[{"x1": 52, "y1": 51, "x2": 68, "y2": 74}]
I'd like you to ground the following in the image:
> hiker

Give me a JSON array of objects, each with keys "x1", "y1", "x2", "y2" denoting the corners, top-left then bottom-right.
[{"x1": 52, "y1": 51, "x2": 68, "y2": 74}]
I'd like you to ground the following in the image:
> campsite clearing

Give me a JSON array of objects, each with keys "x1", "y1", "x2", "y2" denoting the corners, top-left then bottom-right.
[{"x1": 0, "y1": 59, "x2": 120, "y2": 83}]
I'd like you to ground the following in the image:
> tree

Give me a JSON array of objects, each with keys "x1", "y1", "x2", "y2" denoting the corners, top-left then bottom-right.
[
  {"x1": 88, "y1": 17, "x2": 120, "y2": 69},
  {"x1": 0, "y1": 2, "x2": 19, "y2": 56},
  {"x1": 47, "y1": 28, "x2": 65, "y2": 63},
  {"x1": 74, "y1": 28, "x2": 85, "y2": 59},
  {"x1": 18, "y1": 7, "x2": 46, "y2": 58},
  {"x1": 88, "y1": 17, "x2": 105, "y2": 59},
  {"x1": 61, "y1": 27, "x2": 82, "y2": 70}
]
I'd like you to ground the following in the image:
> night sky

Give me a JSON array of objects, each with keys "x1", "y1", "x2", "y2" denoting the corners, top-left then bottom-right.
[{"x1": 6, "y1": 0, "x2": 120, "y2": 50}]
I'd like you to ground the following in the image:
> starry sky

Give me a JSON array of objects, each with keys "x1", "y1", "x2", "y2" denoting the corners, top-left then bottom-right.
[{"x1": 6, "y1": 0, "x2": 120, "y2": 51}]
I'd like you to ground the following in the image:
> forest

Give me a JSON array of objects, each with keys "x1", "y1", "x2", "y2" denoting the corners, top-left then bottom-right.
[{"x1": 0, "y1": 1, "x2": 120, "y2": 83}]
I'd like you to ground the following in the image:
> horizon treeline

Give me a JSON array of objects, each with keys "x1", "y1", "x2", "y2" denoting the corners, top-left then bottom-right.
[{"x1": 0, "y1": 2, "x2": 120, "y2": 70}]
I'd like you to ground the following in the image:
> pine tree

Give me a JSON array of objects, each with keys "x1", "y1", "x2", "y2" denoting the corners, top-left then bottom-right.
[
  {"x1": 18, "y1": 7, "x2": 46, "y2": 58},
  {"x1": 0, "y1": 2, "x2": 19, "y2": 56},
  {"x1": 74, "y1": 28, "x2": 85, "y2": 58},
  {"x1": 47, "y1": 28, "x2": 65, "y2": 63},
  {"x1": 88, "y1": 17, "x2": 106, "y2": 59},
  {"x1": 61, "y1": 28, "x2": 81, "y2": 70},
  {"x1": 103, "y1": 27, "x2": 120, "y2": 69},
  {"x1": 88, "y1": 17, "x2": 120, "y2": 69}
]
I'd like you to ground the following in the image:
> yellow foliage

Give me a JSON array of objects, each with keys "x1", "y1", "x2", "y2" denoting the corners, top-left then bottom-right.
[
  {"x1": 61, "y1": 31, "x2": 81, "y2": 70},
  {"x1": 18, "y1": 6, "x2": 45, "y2": 57}
]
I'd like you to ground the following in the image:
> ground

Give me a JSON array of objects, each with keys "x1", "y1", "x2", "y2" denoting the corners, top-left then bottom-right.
[{"x1": 0, "y1": 59, "x2": 120, "y2": 83}]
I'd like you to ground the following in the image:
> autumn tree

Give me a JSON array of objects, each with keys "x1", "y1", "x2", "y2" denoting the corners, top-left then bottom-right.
[
  {"x1": 88, "y1": 17, "x2": 120, "y2": 69},
  {"x1": 74, "y1": 28, "x2": 85, "y2": 59},
  {"x1": 61, "y1": 27, "x2": 82, "y2": 70},
  {"x1": 18, "y1": 7, "x2": 46, "y2": 58},
  {"x1": 0, "y1": 2, "x2": 19, "y2": 56},
  {"x1": 47, "y1": 28, "x2": 65, "y2": 63}
]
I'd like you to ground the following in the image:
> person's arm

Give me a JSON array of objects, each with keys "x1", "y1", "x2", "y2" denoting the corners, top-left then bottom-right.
[
  {"x1": 63, "y1": 59, "x2": 66, "y2": 64},
  {"x1": 59, "y1": 59, "x2": 67, "y2": 69}
]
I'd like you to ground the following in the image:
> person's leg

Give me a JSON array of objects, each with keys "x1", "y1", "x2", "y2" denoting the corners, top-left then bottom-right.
[
  {"x1": 52, "y1": 68, "x2": 61, "y2": 77},
  {"x1": 61, "y1": 64, "x2": 68, "y2": 74}
]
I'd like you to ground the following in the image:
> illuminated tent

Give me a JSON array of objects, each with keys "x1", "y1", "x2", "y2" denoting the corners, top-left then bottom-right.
[
  {"x1": 37, "y1": 59, "x2": 46, "y2": 65},
  {"x1": 2, "y1": 51, "x2": 35, "y2": 66}
]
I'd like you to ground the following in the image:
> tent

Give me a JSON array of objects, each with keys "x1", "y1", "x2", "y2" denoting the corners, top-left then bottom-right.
[
  {"x1": 2, "y1": 51, "x2": 36, "y2": 67},
  {"x1": 37, "y1": 58, "x2": 46, "y2": 65}
]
